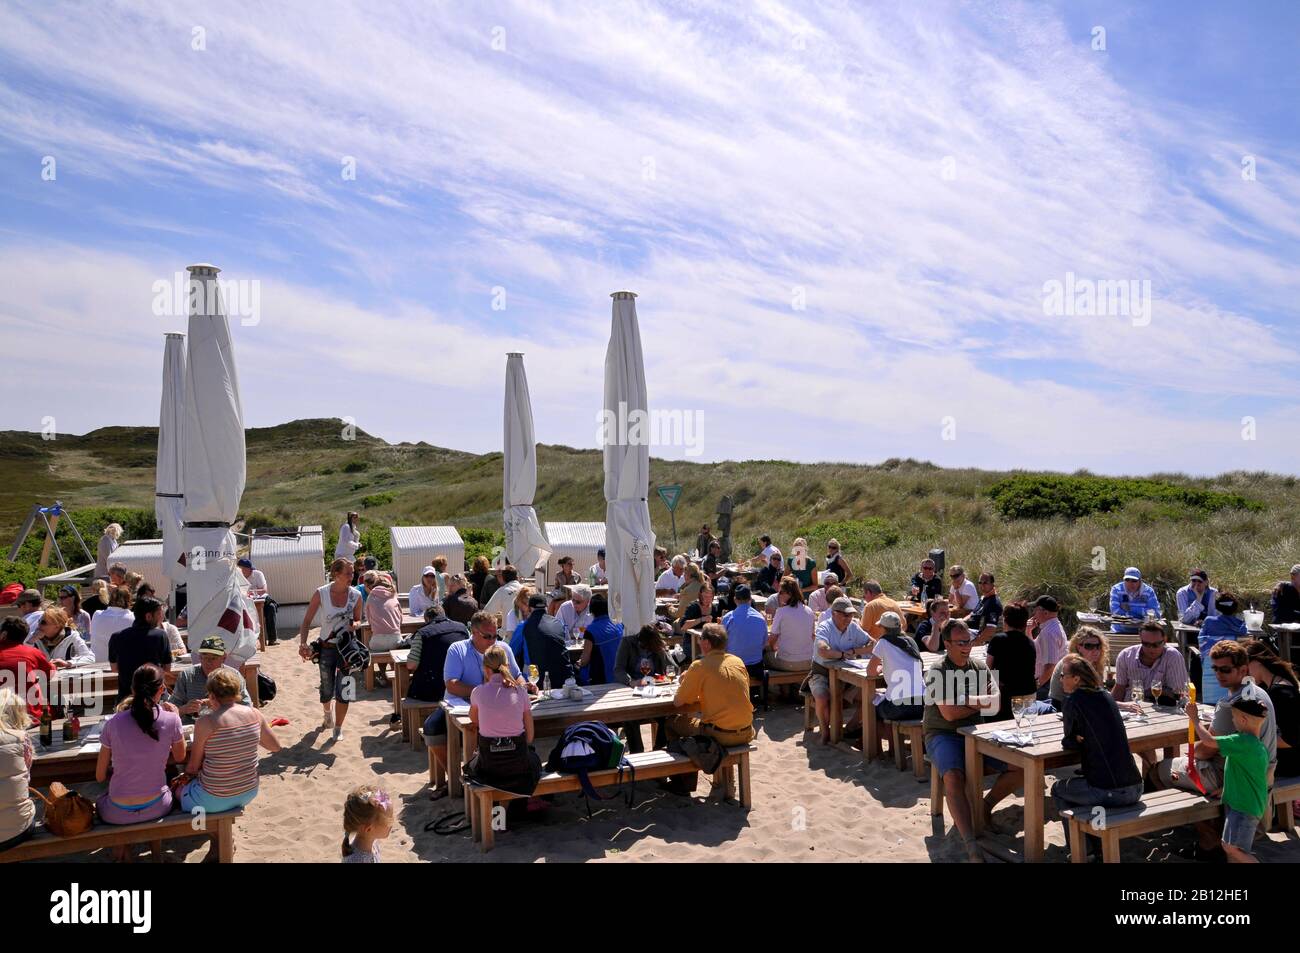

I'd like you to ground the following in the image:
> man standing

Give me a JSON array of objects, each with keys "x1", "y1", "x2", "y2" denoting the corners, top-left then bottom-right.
[
  {"x1": 1176, "y1": 569, "x2": 1219, "y2": 626},
  {"x1": 1109, "y1": 566, "x2": 1161, "y2": 633},
  {"x1": 1029, "y1": 595, "x2": 1068, "y2": 700},
  {"x1": 108, "y1": 596, "x2": 173, "y2": 704},
  {"x1": 696, "y1": 524, "x2": 714, "y2": 558}
]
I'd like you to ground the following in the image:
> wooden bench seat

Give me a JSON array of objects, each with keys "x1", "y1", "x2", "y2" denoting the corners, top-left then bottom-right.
[
  {"x1": 467, "y1": 744, "x2": 755, "y2": 852},
  {"x1": 0, "y1": 808, "x2": 243, "y2": 863},
  {"x1": 401, "y1": 697, "x2": 438, "y2": 750},
  {"x1": 1271, "y1": 775, "x2": 1300, "y2": 832},
  {"x1": 884, "y1": 718, "x2": 926, "y2": 780},
  {"x1": 1060, "y1": 789, "x2": 1220, "y2": 863}
]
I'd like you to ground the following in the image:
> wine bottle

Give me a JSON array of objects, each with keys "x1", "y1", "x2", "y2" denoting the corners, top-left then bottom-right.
[{"x1": 39, "y1": 707, "x2": 53, "y2": 747}]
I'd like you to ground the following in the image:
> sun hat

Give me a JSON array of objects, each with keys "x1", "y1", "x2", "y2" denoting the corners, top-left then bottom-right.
[
  {"x1": 878, "y1": 611, "x2": 902, "y2": 632},
  {"x1": 198, "y1": 636, "x2": 227, "y2": 656}
]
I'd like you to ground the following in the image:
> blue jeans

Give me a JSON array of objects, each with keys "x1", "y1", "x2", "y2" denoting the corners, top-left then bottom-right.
[
  {"x1": 1051, "y1": 774, "x2": 1143, "y2": 851},
  {"x1": 1026, "y1": 699, "x2": 1057, "y2": 716},
  {"x1": 318, "y1": 645, "x2": 351, "y2": 703},
  {"x1": 180, "y1": 780, "x2": 259, "y2": 814}
]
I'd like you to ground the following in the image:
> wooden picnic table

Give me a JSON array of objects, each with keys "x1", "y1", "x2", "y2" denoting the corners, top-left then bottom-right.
[
  {"x1": 390, "y1": 648, "x2": 411, "y2": 717},
  {"x1": 960, "y1": 702, "x2": 1188, "y2": 862},
  {"x1": 359, "y1": 615, "x2": 425, "y2": 638},
  {"x1": 29, "y1": 715, "x2": 195, "y2": 786},
  {"x1": 442, "y1": 681, "x2": 681, "y2": 798},
  {"x1": 824, "y1": 647, "x2": 986, "y2": 762},
  {"x1": 50, "y1": 654, "x2": 263, "y2": 708},
  {"x1": 1268, "y1": 622, "x2": 1299, "y2": 662}
]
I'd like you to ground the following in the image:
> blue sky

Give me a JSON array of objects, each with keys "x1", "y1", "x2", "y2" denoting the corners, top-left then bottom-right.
[{"x1": 1, "y1": 0, "x2": 1297, "y2": 475}]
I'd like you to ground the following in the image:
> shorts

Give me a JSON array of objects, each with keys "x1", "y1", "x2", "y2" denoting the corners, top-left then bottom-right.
[
  {"x1": 422, "y1": 705, "x2": 448, "y2": 742},
  {"x1": 96, "y1": 789, "x2": 174, "y2": 825},
  {"x1": 179, "y1": 780, "x2": 259, "y2": 814},
  {"x1": 1158, "y1": 756, "x2": 1224, "y2": 794},
  {"x1": 925, "y1": 732, "x2": 1007, "y2": 778},
  {"x1": 368, "y1": 632, "x2": 401, "y2": 653},
  {"x1": 318, "y1": 644, "x2": 353, "y2": 704},
  {"x1": 808, "y1": 673, "x2": 831, "y2": 699},
  {"x1": 877, "y1": 698, "x2": 923, "y2": 722},
  {"x1": 1222, "y1": 808, "x2": 1260, "y2": 852},
  {"x1": 762, "y1": 649, "x2": 811, "y2": 673}
]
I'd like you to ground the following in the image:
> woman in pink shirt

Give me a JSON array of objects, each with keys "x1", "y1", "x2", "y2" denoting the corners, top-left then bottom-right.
[
  {"x1": 363, "y1": 571, "x2": 404, "y2": 686},
  {"x1": 466, "y1": 643, "x2": 541, "y2": 796}
]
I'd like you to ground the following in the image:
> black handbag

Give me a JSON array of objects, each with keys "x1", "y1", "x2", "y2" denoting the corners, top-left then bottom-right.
[{"x1": 465, "y1": 733, "x2": 542, "y2": 797}]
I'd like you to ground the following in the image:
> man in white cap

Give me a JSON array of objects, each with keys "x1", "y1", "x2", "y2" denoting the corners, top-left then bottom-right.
[
  {"x1": 807, "y1": 597, "x2": 871, "y2": 744},
  {"x1": 866, "y1": 611, "x2": 925, "y2": 722},
  {"x1": 1109, "y1": 566, "x2": 1160, "y2": 633},
  {"x1": 408, "y1": 566, "x2": 441, "y2": 619}
]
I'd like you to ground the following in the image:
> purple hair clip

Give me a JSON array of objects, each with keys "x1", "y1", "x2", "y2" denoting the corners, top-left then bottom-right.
[{"x1": 372, "y1": 789, "x2": 392, "y2": 812}]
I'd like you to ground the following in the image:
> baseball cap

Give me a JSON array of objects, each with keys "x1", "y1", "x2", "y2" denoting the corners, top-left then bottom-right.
[
  {"x1": 1231, "y1": 696, "x2": 1268, "y2": 718},
  {"x1": 363, "y1": 556, "x2": 378, "y2": 569},
  {"x1": 237, "y1": 557, "x2": 253, "y2": 569},
  {"x1": 527, "y1": 593, "x2": 548, "y2": 610},
  {"x1": 1188, "y1": 569, "x2": 1208, "y2": 582},
  {"x1": 1031, "y1": 595, "x2": 1060, "y2": 612},
  {"x1": 198, "y1": 636, "x2": 227, "y2": 656},
  {"x1": 878, "y1": 611, "x2": 902, "y2": 632},
  {"x1": 831, "y1": 597, "x2": 856, "y2": 614},
  {"x1": 17, "y1": 589, "x2": 42, "y2": 606},
  {"x1": 734, "y1": 584, "x2": 752, "y2": 601},
  {"x1": 421, "y1": 565, "x2": 436, "y2": 577},
  {"x1": 715, "y1": 577, "x2": 731, "y2": 592},
  {"x1": 1123, "y1": 567, "x2": 1142, "y2": 581},
  {"x1": 548, "y1": 588, "x2": 567, "y2": 603},
  {"x1": 821, "y1": 572, "x2": 839, "y2": 585}
]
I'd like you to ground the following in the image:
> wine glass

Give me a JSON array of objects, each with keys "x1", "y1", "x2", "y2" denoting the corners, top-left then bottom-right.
[
  {"x1": 639, "y1": 656, "x2": 653, "y2": 685},
  {"x1": 1130, "y1": 684, "x2": 1146, "y2": 721},
  {"x1": 1011, "y1": 695, "x2": 1026, "y2": 729},
  {"x1": 1150, "y1": 679, "x2": 1163, "y2": 709}
]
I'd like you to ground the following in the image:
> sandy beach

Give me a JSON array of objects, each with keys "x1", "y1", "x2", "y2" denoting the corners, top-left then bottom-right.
[{"x1": 39, "y1": 624, "x2": 1297, "y2": 864}]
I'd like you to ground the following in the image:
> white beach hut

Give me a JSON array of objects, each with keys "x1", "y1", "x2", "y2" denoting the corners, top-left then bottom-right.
[
  {"x1": 390, "y1": 526, "x2": 465, "y2": 591},
  {"x1": 249, "y1": 526, "x2": 325, "y2": 606},
  {"x1": 541, "y1": 521, "x2": 606, "y2": 589},
  {"x1": 110, "y1": 539, "x2": 169, "y2": 594}
]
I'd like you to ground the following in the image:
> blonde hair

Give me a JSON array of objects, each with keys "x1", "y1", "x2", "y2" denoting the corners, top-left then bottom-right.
[
  {"x1": 88, "y1": 579, "x2": 109, "y2": 604},
  {"x1": 342, "y1": 784, "x2": 393, "y2": 859},
  {"x1": 330, "y1": 557, "x2": 353, "y2": 577},
  {"x1": 40, "y1": 607, "x2": 69, "y2": 631},
  {"x1": 0, "y1": 688, "x2": 30, "y2": 738},
  {"x1": 105, "y1": 523, "x2": 123, "y2": 540},
  {"x1": 684, "y1": 562, "x2": 703, "y2": 584},
  {"x1": 109, "y1": 585, "x2": 132, "y2": 609},
  {"x1": 206, "y1": 667, "x2": 242, "y2": 703},
  {"x1": 482, "y1": 643, "x2": 520, "y2": 689},
  {"x1": 514, "y1": 585, "x2": 535, "y2": 615},
  {"x1": 124, "y1": 571, "x2": 143, "y2": 592},
  {"x1": 432, "y1": 555, "x2": 448, "y2": 572},
  {"x1": 1068, "y1": 626, "x2": 1109, "y2": 679}
]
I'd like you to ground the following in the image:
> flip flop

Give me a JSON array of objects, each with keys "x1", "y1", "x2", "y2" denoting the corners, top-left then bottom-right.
[{"x1": 269, "y1": 717, "x2": 290, "y2": 727}]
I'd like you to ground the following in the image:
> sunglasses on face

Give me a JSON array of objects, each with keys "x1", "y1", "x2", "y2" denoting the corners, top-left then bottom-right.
[
  {"x1": 1140, "y1": 640, "x2": 1164, "y2": 649},
  {"x1": 1080, "y1": 641, "x2": 1102, "y2": 650},
  {"x1": 1212, "y1": 663, "x2": 1238, "y2": 674},
  {"x1": 948, "y1": 639, "x2": 972, "y2": 647}
]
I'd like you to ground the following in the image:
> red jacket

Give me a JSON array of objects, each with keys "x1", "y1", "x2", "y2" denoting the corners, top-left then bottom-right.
[{"x1": 0, "y1": 643, "x2": 54, "y2": 718}]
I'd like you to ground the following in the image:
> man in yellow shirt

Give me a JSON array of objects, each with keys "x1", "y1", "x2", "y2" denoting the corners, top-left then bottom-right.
[
  {"x1": 861, "y1": 580, "x2": 906, "y2": 638},
  {"x1": 668, "y1": 623, "x2": 756, "y2": 747}
]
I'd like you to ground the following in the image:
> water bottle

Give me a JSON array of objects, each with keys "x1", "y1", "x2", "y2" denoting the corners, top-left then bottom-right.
[{"x1": 542, "y1": 672, "x2": 551, "y2": 693}]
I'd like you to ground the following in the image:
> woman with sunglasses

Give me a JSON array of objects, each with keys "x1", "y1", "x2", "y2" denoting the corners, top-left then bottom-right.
[
  {"x1": 1039, "y1": 626, "x2": 1110, "y2": 713},
  {"x1": 823, "y1": 538, "x2": 852, "y2": 586},
  {"x1": 57, "y1": 586, "x2": 92, "y2": 635}
]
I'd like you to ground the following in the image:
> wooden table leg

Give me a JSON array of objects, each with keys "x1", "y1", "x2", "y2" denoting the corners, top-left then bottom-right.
[
  {"x1": 966, "y1": 735, "x2": 984, "y2": 836},
  {"x1": 863, "y1": 688, "x2": 877, "y2": 766},
  {"x1": 829, "y1": 669, "x2": 843, "y2": 744},
  {"x1": 1023, "y1": 759, "x2": 1045, "y2": 863},
  {"x1": 245, "y1": 668, "x2": 259, "y2": 707},
  {"x1": 256, "y1": 602, "x2": 266, "y2": 651},
  {"x1": 447, "y1": 717, "x2": 463, "y2": 799}
]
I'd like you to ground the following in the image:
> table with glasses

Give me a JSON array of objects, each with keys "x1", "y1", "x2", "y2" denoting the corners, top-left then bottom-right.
[
  {"x1": 959, "y1": 702, "x2": 1190, "y2": 862},
  {"x1": 29, "y1": 715, "x2": 195, "y2": 786},
  {"x1": 50, "y1": 654, "x2": 263, "y2": 709},
  {"x1": 442, "y1": 681, "x2": 681, "y2": 798}
]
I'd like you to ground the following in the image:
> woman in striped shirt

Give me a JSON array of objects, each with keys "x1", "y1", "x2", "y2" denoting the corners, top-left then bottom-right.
[{"x1": 179, "y1": 668, "x2": 281, "y2": 818}]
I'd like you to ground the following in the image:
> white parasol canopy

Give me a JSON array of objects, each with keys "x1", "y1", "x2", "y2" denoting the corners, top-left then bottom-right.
[
  {"x1": 602, "y1": 292, "x2": 656, "y2": 635},
  {"x1": 181, "y1": 263, "x2": 257, "y2": 663},
  {"x1": 503, "y1": 353, "x2": 551, "y2": 580},
  {"x1": 156, "y1": 332, "x2": 186, "y2": 594}
]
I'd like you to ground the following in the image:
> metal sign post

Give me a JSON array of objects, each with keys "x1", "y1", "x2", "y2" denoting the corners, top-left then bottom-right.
[{"x1": 656, "y1": 484, "x2": 683, "y2": 555}]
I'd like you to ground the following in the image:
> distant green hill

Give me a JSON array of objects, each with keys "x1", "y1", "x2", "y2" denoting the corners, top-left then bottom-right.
[{"x1": 2, "y1": 418, "x2": 1294, "y2": 614}]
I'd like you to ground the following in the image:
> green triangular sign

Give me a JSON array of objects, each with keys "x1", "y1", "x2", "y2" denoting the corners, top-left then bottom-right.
[{"x1": 656, "y1": 484, "x2": 683, "y2": 511}]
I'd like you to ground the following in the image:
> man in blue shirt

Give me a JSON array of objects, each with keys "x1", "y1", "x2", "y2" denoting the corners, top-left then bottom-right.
[
  {"x1": 1175, "y1": 569, "x2": 1219, "y2": 626},
  {"x1": 1109, "y1": 566, "x2": 1161, "y2": 633},
  {"x1": 721, "y1": 585, "x2": 769, "y2": 677},
  {"x1": 807, "y1": 597, "x2": 872, "y2": 742}
]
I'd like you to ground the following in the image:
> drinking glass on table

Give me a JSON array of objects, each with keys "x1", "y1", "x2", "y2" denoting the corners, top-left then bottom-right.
[
  {"x1": 1150, "y1": 679, "x2": 1163, "y2": 708},
  {"x1": 1011, "y1": 695, "x2": 1027, "y2": 729},
  {"x1": 638, "y1": 656, "x2": 653, "y2": 684},
  {"x1": 1130, "y1": 684, "x2": 1146, "y2": 720}
]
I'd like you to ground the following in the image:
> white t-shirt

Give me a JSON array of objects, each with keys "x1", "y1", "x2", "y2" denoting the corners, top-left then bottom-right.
[
  {"x1": 588, "y1": 563, "x2": 608, "y2": 585},
  {"x1": 557, "y1": 602, "x2": 594, "y2": 638},
  {"x1": 871, "y1": 637, "x2": 924, "y2": 702},
  {"x1": 1035, "y1": 618, "x2": 1069, "y2": 674},
  {"x1": 335, "y1": 522, "x2": 361, "y2": 559},
  {"x1": 770, "y1": 604, "x2": 815, "y2": 663},
  {"x1": 23, "y1": 610, "x2": 43, "y2": 635},
  {"x1": 244, "y1": 569, "x2": 267, "y2": 593},
  {"x1": 408, "y1": 582, "x2": 440, "y2": 619},
  {"x1": 88, "y1": 606, "x2": 134, "y2": 662},
  {"x1": 950, "y1": 580, "x2": 979, "y2": 612},
  {"x1": 483, "y1": 580, "x2": 522, "y2": 621},
  {"x1": 656, "y1": 570, "x2": 684, "y2": 593}
]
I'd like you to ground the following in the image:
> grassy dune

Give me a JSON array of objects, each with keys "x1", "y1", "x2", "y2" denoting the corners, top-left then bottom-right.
[{"x1": 3, "y1": 419, "x2": 1295, "y2": 615}]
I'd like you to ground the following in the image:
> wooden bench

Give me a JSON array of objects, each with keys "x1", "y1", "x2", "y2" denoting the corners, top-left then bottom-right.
[
  {"x1": 885, "y1": 718, "x2": 927, "y2": 781},
  {"x1": 401, "y1": 697, "x2": 438, "y2": 750},
  {"x1": 0, "y1": 808, "x2": 243, "y2": 863},
  {"x1": 1271, "y1": 775, "x2": 1300, "y2": 832},
  {"x1": 1060, "y1": 789, "x2": 1220, "y2": 863},
  {"x1": 748, "y1": 669, "x2": 807, "y2": 711},
  {"x1": 467, "y1": 745, "x2": 755, "y2": 852}
]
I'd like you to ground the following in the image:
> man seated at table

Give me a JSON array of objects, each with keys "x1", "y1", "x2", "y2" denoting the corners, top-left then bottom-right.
[
  {"x1": 1029, "y1": 595, "x2": 1068, "y2": 701},
  {"x1": 815, "y1": 585, "x2": 844, "y2": 625},
  {"x1": 667, "y1": 623, "x2": 756, "y2": 797},
  {"x1": 169, "y1": 636, "x2": 251, "y2": 717},
  {"x1": 695, "y1": 524, "x2": 715, "y2": 558},
  {"x1": 557, "y1": 584, "x2": 594, "y2": 640},
  {"x1": 577, "y1": 594, "x2": 624, "y2": 685},
  {"x1": 860, "y1": 580, "x2": 905, "y2": 639},
  {"x1": 1155, "y1": 640, "x2": 1276, "y2": 860},
  {"x1": 967, "y1": 573, "x2": 1003, "y2": 646},
  {"x1": 909, "y1": 558, "x2": 944, "y2": 603},
  {"x1": 520, "y1": 592, "x2": 575, "y2": 687},
  {"x1": 923, "y1": 619, "x2": 1019, "y2": 863},
  {"x1": 108, "y1": 596, "x2": 173, "y2": 705},
  {"x1": 947, "y1": 565, "x2": 980, "y2": 619},
  {"x1": 808, "y1": 572, "x2": 837, "y2": 618},
  {"x1": 1109, "y1": 566, "x2": 1160, "y2": 633},
  {"x1": 16, "y1": 589, "x2": 44, "y2": 635},
  {"x1": 807, "y1": 597, "x2": 872, "y2": 743},
  {"x1": 1270, "y1": 564, "x2": 1300, "y2": 624},
  {"x1": 916, "y1": 597, "x2": 951, "y2": 653},
  {"x1": 1112, "y1": 621, "x2": 1187, "y2": 709},
  {"x1": 754, "y1": 551, "x2": 784, "y2": 596},
  {"x1": 656, "y1": 555, "x2": 688, "y2": 596},
  {"x1": 588, "y1": 547, "x2": 609, "y2": 586},
  {"x1": 442, "y1": 573, "x2": 479, "y2": 624},
  {"x1": 654, "y1": 546, "x2": 670, "y2": 577},
  {"x1": 1176, "y1": 569, "x2": 1219, "y2": 627},
  {"x1": 721, "y1": 584, "x2": 768, "y2": 684},
  {"x1": 410, "y1": 605, "x2": 472, "y2": 797},
  {"x1": 701, "y1": 539, "x2": 724, "y2": 581}
]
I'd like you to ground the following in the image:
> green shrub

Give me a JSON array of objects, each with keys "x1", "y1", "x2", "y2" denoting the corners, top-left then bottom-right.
[
  {"x1": 342, "y1": 460, "x2": 369, "y2": 474},
  {"x1": 460, "y1": 527, "x2": 504, "y2": 570},
  {"x1": 323, "y1": 524, "x2": 392, "y2": 571},
  {"x1": 14, "y1": 506, "x2": 158, "y2": 565},
  {"x1": 0, "y1": 559, "x2": 50, "y2": 595},
  {"x1": 796, "y1": 518, "x2": 900, "y2": 555},
  {"x1": 361, "y1": 492, "x2": 395, "y2": 508},
  {"x1": 987, "y1": 475, "x2": 1262, "y2": 521}
]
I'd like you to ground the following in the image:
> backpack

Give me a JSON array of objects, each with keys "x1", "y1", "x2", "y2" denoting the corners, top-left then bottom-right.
[
  {"x1": 338, "y1": 635, "x2": 371, "y2": 674},
  {"x1": 256, "y1": 672, "x2": 277, "y2": 704},
  {"x1": 544, "y1": 721, "x2": 635, "y2": 813}
]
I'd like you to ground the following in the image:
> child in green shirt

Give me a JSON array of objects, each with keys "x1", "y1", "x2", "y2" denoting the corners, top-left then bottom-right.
[{"x1": 1191, "y1": 695, "x2": 1269, "y2": 863}]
